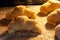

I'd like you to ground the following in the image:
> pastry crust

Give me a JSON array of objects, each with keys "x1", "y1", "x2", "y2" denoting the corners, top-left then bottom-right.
[
  {"x1": 47, "y1": 9, "x2": 60, "y2": 25},
  {"x1": 39, "y1": 0, "x2": 60, "y2": 15},
  {"x1": 5, "y1": 5, "x2": 36, "y2": 21},
  {"x1": 8, "y1": 16, "x2": 41, "y2": 34}
]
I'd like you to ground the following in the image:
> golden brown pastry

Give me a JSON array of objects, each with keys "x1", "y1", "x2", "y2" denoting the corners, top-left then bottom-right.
[
  {"x1": 8, "y1": 16, "x2": 41, "y2": 34},
  {"x1": 47, "y1": 8, "x2": 60, "y2": 26},
  {"x1": 5, "y1": 5, "x2": 36, "y2": 21},
  {"x1": 38, "y1": 0, "x2": 60, "y2": 15}
]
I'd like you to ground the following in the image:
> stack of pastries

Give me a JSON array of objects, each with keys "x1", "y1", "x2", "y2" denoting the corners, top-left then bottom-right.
[
  {"x1": 5, "y1": 5, "x2": 42, "y2": 34},
  {"x1": 0, "y1": 0, "x2": 60, "y2": 40}
]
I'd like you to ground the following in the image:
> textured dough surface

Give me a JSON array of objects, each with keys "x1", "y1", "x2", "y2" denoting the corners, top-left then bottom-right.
[
  {"x1": 5, "y1": 5, "x2": 36, "y2": 21},
  {"x1": 39, "y1": 0, "x2": 60, "y2": 15},
  {"x1": 47, "y1": 9, "x2": 60, "y2": 25},
  {"x1": 8, "y1": 16, "x2": 41, "y2": 34}
]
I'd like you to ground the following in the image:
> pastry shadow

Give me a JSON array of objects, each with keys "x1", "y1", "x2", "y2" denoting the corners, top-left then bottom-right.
[
  {"x1": 45, "y1": 23, "x2": 56, "y2": 30},
  {"x1": 0, "y1": 30, "x2": 41, "y2": 40},
  {"x1": 0, "y1": 18, "x2": 11, "y2": 26},
  {"x1": 37, "y1": 12, "x2": 48, "y2": 17}
]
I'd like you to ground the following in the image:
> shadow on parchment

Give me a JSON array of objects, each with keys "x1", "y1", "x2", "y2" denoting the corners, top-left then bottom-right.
[
  {"x1": 0, "y1": 30, "x2": 41, "y2": 40},
  {"x1": 45, "y1": 22, "x2": 60, "y2": 30},
  {"x1": 37, "y1": 12, "x2": 48, "y2": 17},
  {"x1": 0, "y1": 18, "x2": 11, "y2": 26}
]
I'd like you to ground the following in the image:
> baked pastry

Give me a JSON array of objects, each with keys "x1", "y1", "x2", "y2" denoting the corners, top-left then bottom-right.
[
  {"x1": 5, "y1": 5, "x2": 36, "y2": 21},
  {"x1": 47, "y1": 8, "x2": 60, "y2": 26},
  {"x1": 38, "y1": 0, "x2": 60, "y2": 15},
  {"x1": 8, "y1": 16, "x2": 41, "y2": 34},
  {"x1": 55, "y1": 24, "x2": 60, "y2": 40}
]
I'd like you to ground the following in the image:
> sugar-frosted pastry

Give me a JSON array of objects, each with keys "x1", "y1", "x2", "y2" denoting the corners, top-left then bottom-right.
[{"x1": 8, "y1": 16, "x2": 41, "y2": 34}]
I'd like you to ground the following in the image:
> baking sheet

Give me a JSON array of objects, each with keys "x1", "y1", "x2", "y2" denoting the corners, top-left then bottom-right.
[{"x1": 0, "y1": 5, "x2": 55, "y2": 40}]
